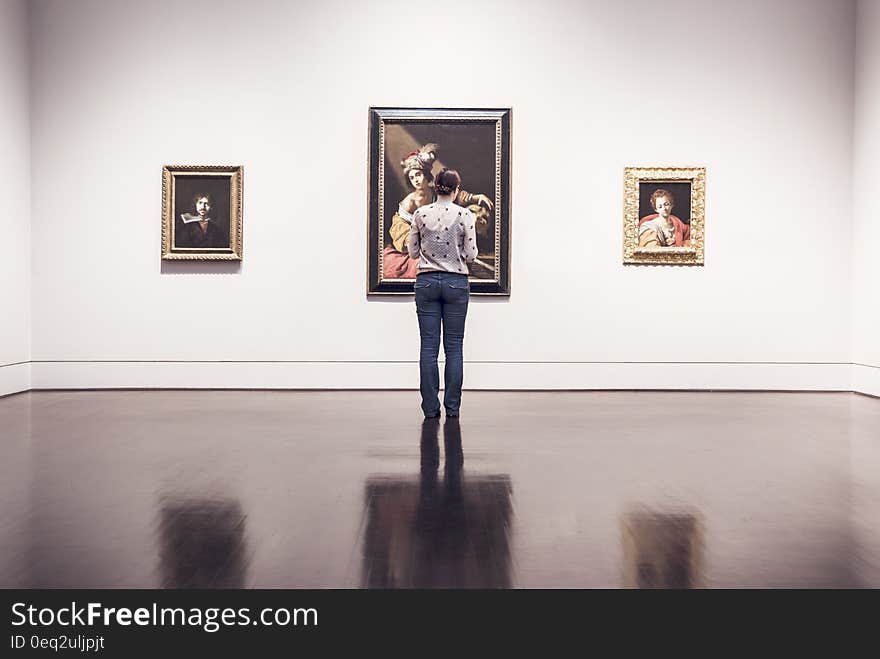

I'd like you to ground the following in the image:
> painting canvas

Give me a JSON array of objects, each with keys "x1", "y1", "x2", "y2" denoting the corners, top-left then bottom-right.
[
  {"x1": 162, "y1": 165, "x2": 243, "y2": 260},
  {"x1": 368, "y1": 107, "x2": 511, "y2": 295}
]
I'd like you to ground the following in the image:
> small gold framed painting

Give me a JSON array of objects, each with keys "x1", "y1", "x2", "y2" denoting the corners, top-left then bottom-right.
[
  {"x1": 161, "y1": 165, "x2": 243, "y2": 260},
  {"x1": 623, "y1": 166, "x2": 705, "y2": 265}
]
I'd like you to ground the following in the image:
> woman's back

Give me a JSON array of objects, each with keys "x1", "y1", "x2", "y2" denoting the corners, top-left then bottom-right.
[{"x1": 409, "y1": 201, "x2": 478, "y2": 274}]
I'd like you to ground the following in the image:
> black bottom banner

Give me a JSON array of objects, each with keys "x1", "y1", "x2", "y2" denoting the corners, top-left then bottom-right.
[{"x1": 1, "y1": 589, "x2": 873, "y2": 653}]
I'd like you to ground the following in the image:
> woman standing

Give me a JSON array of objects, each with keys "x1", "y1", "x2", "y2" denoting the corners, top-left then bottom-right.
[{"x1": 407, "y1": 169, "x2": 478, "y2": 418}]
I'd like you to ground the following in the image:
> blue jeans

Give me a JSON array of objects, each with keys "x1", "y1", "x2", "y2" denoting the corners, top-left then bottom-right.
[{"x1": 414, "y1": 271, "x2": 470, "y2": 416}]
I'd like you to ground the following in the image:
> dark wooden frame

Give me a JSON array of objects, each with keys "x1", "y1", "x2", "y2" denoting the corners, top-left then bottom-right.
[{"x1": 367, "y1": 107, "x2": 511, "y2": 295}]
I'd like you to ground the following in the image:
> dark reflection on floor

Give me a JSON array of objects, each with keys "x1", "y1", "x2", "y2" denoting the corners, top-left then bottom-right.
[
  {"x1": 0, "y1": 390, "x2": 878, "y2": 588},
  {"x1": 158, "y1": 497, "x2": 248, "y2": 588},
  {"x1": 361, "y1": 418, "x2": 513, "y2": 588},
  {"x1": 622, "y1": 508, "x2": 703, "y2": 588}
]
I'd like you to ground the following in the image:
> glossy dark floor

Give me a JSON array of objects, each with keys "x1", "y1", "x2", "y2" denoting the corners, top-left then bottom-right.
[{"x1": 1, "y1": 391, "x2": 878, "y2": 588}]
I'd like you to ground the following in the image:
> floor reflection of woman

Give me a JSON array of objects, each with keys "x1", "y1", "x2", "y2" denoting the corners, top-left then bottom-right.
[
  {"x1": 411, "y1": 418, "x2": 511, "y2": 588},
  {"x1": 382, "y1": 143, "x2": 493, "y2": 279},
  {"x1": 412, "y1": 417, "x2": 467, "y2": 587},
  {"x1": 359, "y1": 419, "x2": 512, "y2": 588}
]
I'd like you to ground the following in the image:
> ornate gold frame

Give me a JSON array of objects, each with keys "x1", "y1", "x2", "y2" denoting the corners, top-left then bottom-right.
[
  {"x1": 161, "y1": 165, "x2": 243, "y2": 261},
  {"x1": 623, "y1": 166, "x2": 705, "y2": 266}
]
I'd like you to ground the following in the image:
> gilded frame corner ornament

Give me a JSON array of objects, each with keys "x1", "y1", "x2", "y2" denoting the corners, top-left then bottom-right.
[
  {"x1": 162, "y1": 164, "x2": 244, "y2": 261},
  {"x1": 623, "y1": 166, "x2": 705, "y2": 266}
]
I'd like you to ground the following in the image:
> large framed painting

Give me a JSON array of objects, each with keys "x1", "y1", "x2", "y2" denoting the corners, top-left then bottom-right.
[
  {"x1": 162, "y1": 165, "x2": 243, "y2": 260},
  {"x1": 368, "y1": 107, "x2": 511, "y2": 295},
  {"x1": 623, "y1": 166, "x2": 705, "y2": 265}
]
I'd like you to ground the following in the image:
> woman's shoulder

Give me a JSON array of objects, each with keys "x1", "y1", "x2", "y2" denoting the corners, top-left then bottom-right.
[
  {"x1": 447, "y1": 202, "x2": 472, "y2": 216},
  {"x1": 413, "y1": 201, "x2": 437, "y2": 220}
]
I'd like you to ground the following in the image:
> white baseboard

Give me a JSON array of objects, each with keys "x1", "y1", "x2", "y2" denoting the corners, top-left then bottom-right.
[
  {"x1": 853, "y1": 364, "x2": 880, "y2": 398},
  {"x1": 28, "y1": 361, "x2": 854, "y2": 392},
  {"x1": 466, "y1": 362, "x2": 854, "y2": 391},
  {"x1": 30, "y1": 361, "x2": 418, "y2": 390},
  {"x1": 0, "y1": 363, "x2": 31, "y2": 397}
]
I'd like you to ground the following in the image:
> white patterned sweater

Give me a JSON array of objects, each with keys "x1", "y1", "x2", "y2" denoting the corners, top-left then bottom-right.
[{"x1": 407, "y1": 201, "x2": 478, "y2": 275}]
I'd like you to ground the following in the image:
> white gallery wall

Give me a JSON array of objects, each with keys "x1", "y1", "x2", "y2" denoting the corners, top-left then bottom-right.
[
  {"x1": 0, "y1": 0, "x2": 31, "y2": 396},
  {"x1": 23, "y1": 0, "x2": 866, "y2": 390},
  {"x1": 853, "y1": 0, "x2": 880, "y2": 398}
]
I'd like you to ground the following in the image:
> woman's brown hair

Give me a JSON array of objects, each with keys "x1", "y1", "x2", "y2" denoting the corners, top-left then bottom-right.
[{"x1": 435, "y1": 168, "x2": 461, "y2": 196}]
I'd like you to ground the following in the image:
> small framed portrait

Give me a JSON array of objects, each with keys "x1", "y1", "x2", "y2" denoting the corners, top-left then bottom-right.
[
  {"x1": 623, "y1": 166, "x2": 705, "y2": 265},
  {"x1": 161, "y1": 165, "x2": 243, "y2": 260},
  {"x1": 368, "y1": 107, "x2": 511, "y2": 295}
]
